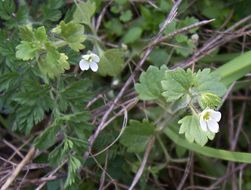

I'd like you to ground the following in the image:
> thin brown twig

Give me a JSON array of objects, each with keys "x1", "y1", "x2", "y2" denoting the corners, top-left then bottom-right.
[
  {"x1": 2, "y1": 140, "x2": 24, "y2": 159},
  {"x1": 95, "y1": 0, "x2": 112, "y2": 31},
  {"x1": 35, "y1": 160, "x2": 67, "y2": 190},
  {"x1": 1, "y1": 147, "x2": 36, "y2": 190},
  {"x1": 174, "y1": 15, "x2": 251, "y2": 69},
  {"x1": 128, "y1": 137, "x2": 155, "y2": 190},
  {"x1": 207, "y1": 164, "x2": 247, "y2": 190},
  {"x1": 177, "y1": 152, "x2": 193, "y2": 190},
  {"x1": 146, "y1": 19, "x2": 215, "y2": 49}
]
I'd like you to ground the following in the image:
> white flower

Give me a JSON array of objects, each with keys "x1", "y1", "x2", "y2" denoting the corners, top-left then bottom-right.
[
  {"x1": 79, "y1": 52, "x2": 100, "y2": 72},
  {"x1": 199, "y1": 108, "x2": 221, "y2": 133}
]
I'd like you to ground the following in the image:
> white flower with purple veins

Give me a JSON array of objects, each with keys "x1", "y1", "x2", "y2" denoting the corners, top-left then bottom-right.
[
  {"x1": 79, "y1": 52, "x2": 100, "y2": 72},
  {"x1": 199, "y1": 108, "x2": 221, "y2": 133}
]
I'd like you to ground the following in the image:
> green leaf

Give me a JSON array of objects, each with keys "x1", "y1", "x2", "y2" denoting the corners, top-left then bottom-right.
[
  {"x1": 16, "y1": 26, "x2": 49, "y2": 61},
  {"x1": 178, "y1": 115, "x2": 215, "y2": 146},
  {"x1": 98, "y1": 49, "x2": 124, "y2": 77},
  {"x1": 73, "y1": 0, "x2": 96, "y2": 26},
  {"x1": 213, "y1": 51, "x2": 251, "y2": 86},
  {"x1": 195, "y1": 69, "x2": 226, "y2": 97},
  {"x1": 120, "y1": 10, "x2": 133, "y2": 22},
  {"x1": 174, "y1": 36, "x2": 195, "y2": 57},
  {"x1": 148, "y1": 48, "x2": 170, "y2": 66},
  {"x1": 65, "y1": 156, "x2": 82, "y2": 187},
  {"x1": 178, "y1": 17, "x2": 199, "y2": 33},
  {"x1": 52, "y1": 21, "x2": 85, "y2": 51},
  {"x1": 161, "y1": 68, "x2": 193, "y2": 102},
  {"x1": 122, "y1": 27, "x2": 143, "y2": 44},
  {"x1": 164, "y1": 127, "x2": 251, "y2": 163},
  {"x1": 16, "y1": 41, "x2": 38, "y2": 60},
  {"x1": 34, "y1": 121, "x2": 61, "y2": 150},
  {"x1": 164, "y1": 21, "x2": 176, "y2": 34},
  {"x1": 34, "y1": 26, "x2": 47, "y2": 42},
  {"x1": 170, "y1": 94, "x2": 191, "y2": 112},
  {"x1": 38, "y1": 45, "x2": 70, "y2": 78},
  {"x1": 13, "y1": 81, "x2": 54, "y2": 133},
  {"x1": 120, "y1": 120, "x2": 155, "y2": 153},
  {"x1": 104, "y1": 19, "x2": 123, "y2": 36},
  {"x1": 19, "y1": 26, "x2": 35, "y2": 41},
  {"x1": 0, "y1": 72, "x2": 19, "y2": 91},
  {"x1": 135, "y1": 66, "x2": 166, "y2": 100},
  {"x1": 58, "y1": 79, "x2": 92, "y2": 111},
  {"x1": 0, "y1": 0, "x2": 15, "y2": 20},
  {"x1": 42, "y1": 0, "x2": 64, "y2": 22}
]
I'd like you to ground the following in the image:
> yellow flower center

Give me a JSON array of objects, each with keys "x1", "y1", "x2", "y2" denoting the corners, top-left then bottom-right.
[
  {"x1": 87, "y1": 57, "x2": 93, "y2": 62},
  {"x1": 203, "y1": 111, "x2": 211, "y2": 121}
]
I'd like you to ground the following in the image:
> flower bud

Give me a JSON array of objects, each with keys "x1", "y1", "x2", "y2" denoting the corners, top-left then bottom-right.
[{"x1": 199, "y1": 92, "x2": 221, "y2": 109}]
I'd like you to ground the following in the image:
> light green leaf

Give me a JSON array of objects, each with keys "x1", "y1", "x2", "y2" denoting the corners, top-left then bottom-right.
[
  {"x1": 34, "y1": 26, "x2": 47, "y2": 43},
  {"x1": 52, "y1": 21, "x2": 85, "y2": 51},
  {"x1": 195, "y1": 69, "x2": 226, "y2": 97},
  {"x1": 16, "y1": 41, "x2": 38, "y2": 60},
  {"x1": 161, "y1": 68, "x2": 193, "y2": 102},
  {"x1": 73, "y1": 0, "x2": 96, "y2": 26},
  {"x1": 120, "y1": 120, "x2": 155, "y2": 153},
  {"x1": 175, "y1": 38, "x2": 195, "y2": 57},
  {"x1": 178, "y1": 115, "x2": 215, "y2": 146},
  {"x1": 135, "y1": 66, "x2": 166, "y2": 100},
  {"x1": 120, "y1": 10, "x2": 133, "y2": 22},
  {"x1": 16, "y1": 26, "x2": 49, "y2": 61},
  {"x1": 38, "y1": 45, "x2": 70, "y2": 78},
  {"x1": 178, "y1": 17, "x2": 199, "y2": 33},
  {"x1": 122, "y1": 27, "x2": 143, "y2": 44},
  {"x1": 98, "y1": 49, "x2": 124, "y2": 77},
  {"x1": 170, "y1": 94, "x2": 191, "y2": 112},
  {"x1": 175, "y1": 34, "x2": 188, "y2": 42},
  {"x1": 65, "y1": 156, "x2": 81, "y2": 187}
]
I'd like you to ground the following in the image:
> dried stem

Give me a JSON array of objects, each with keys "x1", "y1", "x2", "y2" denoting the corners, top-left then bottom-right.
[{"x1": 1, "y1": 147, "x2": 36, "y2": 190}]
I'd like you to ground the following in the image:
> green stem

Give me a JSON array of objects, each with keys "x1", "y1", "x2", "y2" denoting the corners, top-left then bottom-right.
[
  {"x1": 164, "y1": 127, "x2": 251, "y2": 163},
  {"x1": 156, "y1": 135, "x2": 171, "y2": 163},
  {"x1": 53, "y1": 40, "x2": 68, "y2": 48},
  {"x1": 0, "y1": 114, "x2": 8, "y2": 128},
  {"x1": 189, "y1": 103, "x2": 199, "y2": 115}
]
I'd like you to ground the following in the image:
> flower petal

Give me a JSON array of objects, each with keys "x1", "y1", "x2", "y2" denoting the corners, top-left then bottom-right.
[
  {"x1": 82, "y1": 54, "x2": 90, "y2": 61},
  {"x1": 210, "y1": 110, "x2": 221, "y2": 122},
  {"x1": 90, "y1": 62, "x2": 98, "y2": 72},
  {"x1": 91, "y1": 53, "x2": 100, "y2": 63},
  {"x1": 79, "y1": 60, "x2": 90, "y2": 71},
  {"x1": 199, "y1": 118, "x2": 208, "y2": 132},
  {"x1": 207, "y1": 120, "x2": 219, "y2": 133}
]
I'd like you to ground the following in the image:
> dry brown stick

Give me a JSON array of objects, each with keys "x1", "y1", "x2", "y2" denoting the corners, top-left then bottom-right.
[
  {"x1": 95, "y1": 0, "x2": 112, "y2": 31},
  {"x1": 128, "y1": 137, "x2": 155, "y2": 190},
  {"x1": 84, "y1": 0, "x2": 183, "y2": 161},
  {"x1": 177, "y1": 152, "x2": 193, "y2": 190},
  {"x1": 208, "y1": 164, "x2": 247, "y2": 190},
  {"x1": 0, "y1": 147, "x2": 36, "y2": 190},
  {"x1": 146, "y1": 19, "x2": 215, "y2": 49},
  {"x1": 35, "y1": 160, "x2": 67, "y2": 190},
  {"x1": 175, "y1": 15, "x2": 251, "y2": 69},
  {"x1": 232, "y1": 90, "x2": 248, "y2": 149},
  {"x1": 2, "y1": 140, "x2": 24, "y2": 159},
  {"x1": 98, "y1": 152, "x2": 108, "y2": 190}
]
